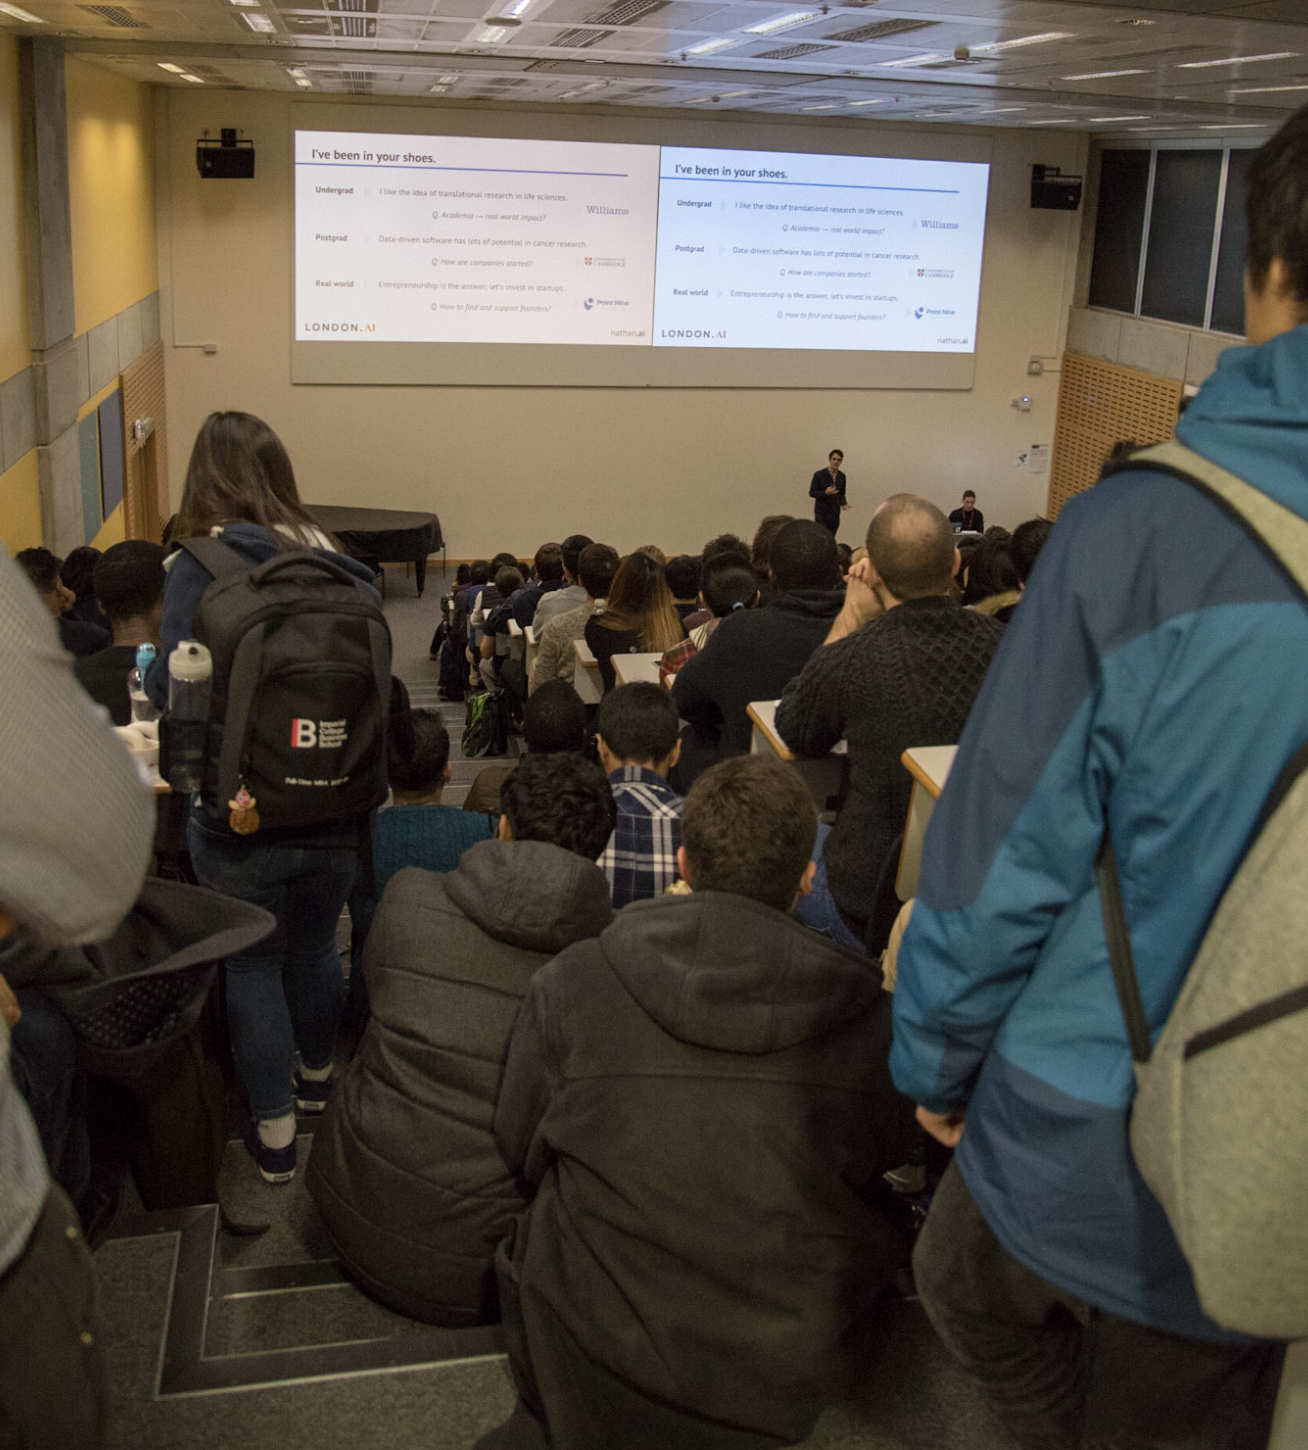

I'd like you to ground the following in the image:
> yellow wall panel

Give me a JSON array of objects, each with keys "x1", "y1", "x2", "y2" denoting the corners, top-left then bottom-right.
[
  {"x1": 91, "y1": 503, "x2": 126, "y2": 550},
  {"x1": 0, "y1": 452, "x2": 42, "y2": 554},
  {"x1": 0, "y1": 34, "x2": 29, "y2": 381},
  {"x1": 65, "y1": 58, "x2": 157, "y2": 337}
]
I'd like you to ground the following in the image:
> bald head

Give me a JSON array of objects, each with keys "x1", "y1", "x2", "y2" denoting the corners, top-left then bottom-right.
[{"x1": 866, "y1": 494, "x2": 957, "y2": 601}]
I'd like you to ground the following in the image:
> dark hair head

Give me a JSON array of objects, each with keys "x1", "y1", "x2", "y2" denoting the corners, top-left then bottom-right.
[
  {"x1": 836, "y1": 542, "x2": 853, "y2": 574},
  {"x1": 1009, "y1": 517, "x2": 1053, "y2": 587},
  {"x1": 495, "y1": 565, "x2": 524, "y2": 596},
  {"x1": 15, "y1": 546, "x2": 61, "y2": 595},
  {"x1": 664, "y1": 554, "x2": 701, "y2": 599},
  {"x1": 962, "y1": 490, "x2": 977, "y2": 503},
  {"x1": 702, "y1": 563, "x2": 759, "y2": 618},
  {"x1": 866, "y1": 494, "x2": 956, "y2": 601},
  {"x1": 561, "y1": 533, "x2": 593, "y2": 577},
  {"x1": 469, "y1": 560, "x2": 490, "y2": 586},
  {"x1": 60, "y1": 546, "x2": 101, "y2": 599},
  {"x1": 751, "y1": 514, "x2": 795, "y2": 576},
  {"x1": 490, "y1": 551, "x2": 518, "y2": 572},
  {"x1": 175, "y1": 412, "x2": 319, "y2": 547},
  {"x1": 681, "y1": 756, "x2": 815, "y2": 912},
  {"x1": 829, "y1": 449, "x2": 843, "y2": 462},
  {"x1": 597, "y1": 682, "x2": 680, "y2": 765},
  {"x1": 500, "y1": 751, "x2": 617, "y2": 860},
  {"x1": 577, "y1": 542, "x2": 619, "y2": 599},
  {"x1": 770, "y1": 518, "x2": 840, "y2": 593},
  {"x1": 635, "y1": 544, "x2": 667, "y2": 567},
  {"x1": 1246, "y1": 102, "x2": 1308, "y2": 305},
  {"x1": 455, "y1": 563, "x2": 472, "y2": 586},
  {"x1": 701, "y1": 533, "x2": 750, "y2": 567},
  {"x1": 596, "y1": 551, "x2": 683, "y2": 651},
  {"x1": 962, "y1": 529, "x2": 1018, "y2": 605},
  {"x1": 387, "y1": 708, "x2": 450, "y2": 793},
  {"x1": 524, "y1": 679, "x2": 588, "y2": 755},
  {"x1": 533, "y1": 542, "x2": 564, "y2": 583},
  {"x1": 92, "y1": 541, "x2": 166, "y2": 623}
]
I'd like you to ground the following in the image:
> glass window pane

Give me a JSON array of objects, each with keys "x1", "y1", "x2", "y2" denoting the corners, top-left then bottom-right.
[
  {"x1": 1211, "y1": 148, "x2": 1255, "y2": 336},
  {"x1": 1140, "y1": 149, "x2": 1222, "y2": 327},
  {"x1": 1089, "y1": 149, "x2": 1151, "y2": 313}
]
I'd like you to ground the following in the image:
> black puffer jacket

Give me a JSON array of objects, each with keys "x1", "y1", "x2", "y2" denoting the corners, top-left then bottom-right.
[
  {"x1": 306, "y1": 839, "x2": 613, "y2": 1325},
  {"x1": 494, "y1": 891, "x2": 915, "y2": 1445}
]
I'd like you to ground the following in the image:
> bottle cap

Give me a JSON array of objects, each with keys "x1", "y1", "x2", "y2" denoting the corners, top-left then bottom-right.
[
  {"x1": 168, "y1": 639, "x2": 213, "y2": 683},
  {"x1": 135, "y1": 642, "x2": 157, "y2": 672}
]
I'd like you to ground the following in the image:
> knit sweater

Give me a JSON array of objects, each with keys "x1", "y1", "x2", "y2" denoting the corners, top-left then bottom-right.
[{"x1": 776, "y1": 596, "x2": 1002, "y2": 925}]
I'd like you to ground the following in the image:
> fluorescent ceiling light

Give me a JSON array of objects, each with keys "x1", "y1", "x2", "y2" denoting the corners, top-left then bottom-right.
[
  {"x1": 499, "y1": 0, "x2": 535, "y2": 14},
  {"x1": 803, "y1": 103, "x2": 836, "y2": 110},
  {"x1": 848, "y1": 98, "x2": 888, "y2": 106},
  {"x1": 0, "y1": 2, "x2": 45, "y2": 20},
  {"x1": 685, "y1": 37, "x2": 736, "y2": 56},
  {"x1": 1229, "y1": 83, "x2": 1308, "y2": 95},
  {"x1": 241, "y1": 10, "x2": 276, "y2": 32},
  {"x1": 1178, "y1": 52, "x2": 1297, "y2": 70},
  {"x1": 285, "y1": 65, "x2": 307, "y2": 77},
  {"x1": 294, "y1": 77, "x2": 312, "y2": 88},
  {"x1": 1029, "y1": 117, "x2": 1078, "y2": 125},
  {"x1": 430, "y1": 84, "x2": 450, "y2": 93},
  {"x1": 1061, "y1": 68, "x2": 1147, "y2": 81},
  {"x1": 744, "y1": 10, "x2": 819, "y2": 37},
  {"x1": 438, "y1": 73, "x2": 459, "y2": 83},
  {"x1": 1087, "y1": 115, "x2": 1151, "y2": 122},
  {"x1": 180, "y1": 74, "x2": 204, "y2": 84},
  {"x1": 878, "y1": 53, "x2": 945, "y2": 69},
  {"x1": 1196, "y1": 123, "x2": 1269, "y2": 130},
  {"x1": 228, "y1": 0, "x2": 260, "y2": 7},
  {"x1": 158, "y1": 62, "x2": 186, "y2": 73},
  {"x1": 975, "y1": 32, "x2": 1074, "y2": 54},
  {"x1": 973, "y1": 106, "x2": 1027, "y2": 114},
  {"x1": 714, "y1": 90, "x2": 755, "y2": 99},
  {"x1": 474, "y1": 24, "x2": 512, "y2": 42}
]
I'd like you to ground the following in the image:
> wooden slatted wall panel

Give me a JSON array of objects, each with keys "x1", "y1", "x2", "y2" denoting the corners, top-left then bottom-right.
[
  {"x1": 120, "y1": 342, "x2": 169, "y2": 543},
  {"x1": 1047, "y1": 352, "x2": 1183, "y2": 520}
]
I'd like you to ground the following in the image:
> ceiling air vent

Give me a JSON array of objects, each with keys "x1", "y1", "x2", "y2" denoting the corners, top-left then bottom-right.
[
  {"x1": 551, "y1": 0, "x2": 667, "y2": 49},
  {"x1": 339, "y1": 69, "x2": 376, "y2": 93},
  {"x1": 824, "y1": 18, "x2": 936, "y2": 44},
  {"x1": 753, "y1": 42, "x2": 837, "y2": 61},
  {"x1": 79, "y1": 5, "x2": 148, "y2": 27},
  {"x1": 331, "y1": 15, "x2": 377, "y2": 38}
]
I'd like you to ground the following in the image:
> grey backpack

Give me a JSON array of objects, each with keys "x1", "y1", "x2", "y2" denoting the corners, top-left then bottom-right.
[{"x1": 1097, "y1": 439, "x2": 1308, "y2": 1340}]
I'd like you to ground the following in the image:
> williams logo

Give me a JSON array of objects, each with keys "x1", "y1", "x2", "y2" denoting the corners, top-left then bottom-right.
[
  {"x1": 290, "y1": 718, "x2": 348, "y2": 749},
  {"x1": 582, "y1": 297, "x2": 629, "y2": 311}
]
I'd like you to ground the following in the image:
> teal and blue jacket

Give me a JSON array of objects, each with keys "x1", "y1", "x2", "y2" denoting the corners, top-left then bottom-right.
[{"x1": 891, "y1": 323, "x2": 1308, "y2": 1341}]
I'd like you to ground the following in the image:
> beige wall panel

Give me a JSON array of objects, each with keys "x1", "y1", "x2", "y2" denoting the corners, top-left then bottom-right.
[{"x1": 158, "y1": 91, "x2": 1086, "y2": 557}]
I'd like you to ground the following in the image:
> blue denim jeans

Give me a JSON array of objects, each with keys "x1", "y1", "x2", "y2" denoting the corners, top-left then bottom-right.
[
  {"x1": 793, "y1": 822, "x2": 867, "y2": 955},
  {"x1": 188, "y1": 820, "x2": 356, "y2": 1120}
]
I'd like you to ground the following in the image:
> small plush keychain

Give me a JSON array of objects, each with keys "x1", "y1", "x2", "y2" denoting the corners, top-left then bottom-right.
[{"x1": 228, "y1": 783, "x2": 260, "y2": 835}]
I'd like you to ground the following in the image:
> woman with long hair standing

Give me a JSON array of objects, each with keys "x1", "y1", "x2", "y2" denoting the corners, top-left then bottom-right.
[
  {"x1": 584, "y1": 550, "x2": 685, "y2": 693},
  {"x1": 151, "y1": 411, "x2": 381, "y2": 1184}
]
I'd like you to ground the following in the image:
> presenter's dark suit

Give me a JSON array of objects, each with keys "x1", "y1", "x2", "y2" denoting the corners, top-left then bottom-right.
[{"x1": 810, "y1": 469, "x2": 847, "y2": 535}]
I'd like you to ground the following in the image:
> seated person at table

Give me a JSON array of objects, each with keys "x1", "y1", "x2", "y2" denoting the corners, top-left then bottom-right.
[
  {"x1": 664, "y1": 554, "x2": 701, "y2": 622},
  {"x1": 506, "y1": 542, "x2": 565, "y2": 627},
  {"x1": 672, "y1": 519, "x2": 843, "y2": 789},
  {"x1": 992, "y1": 516, "x2": 1054, "y2": 624},
  {"x1": 479, "y1": 565, "x2": 524, "y2": 693},
  {"x1": 776, "y1": 495, "x2": 1002, "y2": 953},
  {"x1": 962, "y1": 527, "x2": 1019, "y2": 610},
  {"x1": 750, "y1": 513, "x2": 795, "y2": 607},
  {"x1": 595, "y1": 682, "x2": 683, "y2": 908},
  {"x1": 73, "y1": 541, "x2": 166, "y2": 724},
  {"x1": 532, "y1": 533, "x2": 591, "y2": 629},
  {"x1": 59, "y1": 547, "x2": 109, "y2": 634},
  {"x1": 307, "y1": 752, "x2": 615, "y2": 1327},
  {"x1": 659, "y1": 555, "x2": 760, "y2": 683},
  {"x1": 530, "y1": 543, "x2": 618, "y2": 695},
  {"x1": 479, "y1": 755, "x2": 915, "y2": 1450},
  {"x1": 463, "y1": 679, "x2": 588, "y2": 816},
  {"x1": 584, "y1": 551, "x2": 685, "y2": 694},
  {"x1": 14, "y1": 548, "x2": 109, "y2": 657}
]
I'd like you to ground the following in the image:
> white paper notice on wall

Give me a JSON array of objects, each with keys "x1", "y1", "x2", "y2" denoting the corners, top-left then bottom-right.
[{"x1": 1027, "y1": 444, "x2": 1050, "y2": 474}]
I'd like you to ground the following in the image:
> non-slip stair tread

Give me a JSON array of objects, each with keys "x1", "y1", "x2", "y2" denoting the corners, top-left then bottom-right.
[{"x1": 218, "y1": 1133, "x2": 336, "y2": 1269}]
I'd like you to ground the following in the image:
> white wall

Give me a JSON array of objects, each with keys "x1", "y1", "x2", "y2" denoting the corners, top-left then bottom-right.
[{"x1": 156, "y1": 91, "x2": 1085, "y2": 557}]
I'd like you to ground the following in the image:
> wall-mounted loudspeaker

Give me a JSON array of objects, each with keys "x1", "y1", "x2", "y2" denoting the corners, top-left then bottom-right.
[
  {"x1": 1031, "y1": 164, "x2": 1082, "y2": 211},
  {"x1": 197, "y1": 128, "x2": 256, "y2": 179}
]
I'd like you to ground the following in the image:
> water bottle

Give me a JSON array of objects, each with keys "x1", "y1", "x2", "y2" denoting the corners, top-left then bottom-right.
[
  {"x1": 127, "y1": 642, "x2": 159, "y2": 724},
  {"x1": 166, "y1": 640, "x2": 212, "y2": 795}
]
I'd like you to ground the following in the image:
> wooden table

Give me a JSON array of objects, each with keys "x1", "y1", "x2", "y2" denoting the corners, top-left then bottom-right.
[
  {"x1": 895, "y1": 744, "x2": 957, "y2": 898},
  {"x1": 572, "y1": 637, "x2": 603, "y2": 704},
  {"x1": 746, "y1": 699, "x2": 846, "y2": 809},
  {"x1": 613, "y1": 652, "x2": 666, "y2": 688}
]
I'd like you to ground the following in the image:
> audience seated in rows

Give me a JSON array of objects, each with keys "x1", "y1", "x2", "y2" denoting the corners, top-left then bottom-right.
[
  {"x1": 463, "y1": 680, "x2": 589, "y2": 815},
  {"x1": 595, "y1": 682, "x2": 684, "y2": 909},
  {"x1": 72, "y1": 541, "x2": 166, "y2": 725},
  {"x1": 14, "y1": 547, "x2": 110, "y2": 657},
  {"x1": 59, "y1": 546, "x2": 110, "y2": 635},
  {"x1": 531, "y1": 533, "x2": 591, "y2": 629},
  {"x1": 664, "y1": 553, "x2": 701, "y2": 621},
  {"x1": 508, "y1": 542, "x2": 565, "y2": 627},
  {"x1": 529, "y1": 543, "x2": 618, "y2": 695},
  {"x1": 778, "y1": 495, "x2": 1003, "y2": 953},
  {"x1": 307, "y1": 751, "x2": 616, "y2": 1327},
  {"x1": 477, "y1": 755, "x2": 915, "y2": 1450},
  {"x1": 961, "y1": 525, "x2": 1020, "y2": 610},
  {"x1": 478, "y1": 564, "x2": 524, "y2": 692},
  {"x1": 584, "y1": 550, "x2": 685, "y2": 694},
  {"x1": 659, "y1": 541, "x2": 759, "y2": 681},
  {"x1": 749, "y1": 512, "x2": 795, "y2": 606},
  {"x1": 991, "y1": 516, "x2": 1053, "y2": 624},
  {"x1": 673, "y1": 519, "x2": 843, "y2": 789}
]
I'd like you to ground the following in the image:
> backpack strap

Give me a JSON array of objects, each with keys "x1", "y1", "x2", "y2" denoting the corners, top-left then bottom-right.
[
  {"x1": 178, "y1": 535, "x2": 253, "y2": 581},
  {"x1": 1097, "y1": 441, "x2": 1308, "y2": 1065},
  {"x1": 1121, "y1": 439, "x2": 1308, "y2": 603}
]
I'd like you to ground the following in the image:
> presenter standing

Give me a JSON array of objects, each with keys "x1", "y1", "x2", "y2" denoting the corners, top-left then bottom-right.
[{"x1": 809, "y1": 449, "x2": 848, "y2": 536}]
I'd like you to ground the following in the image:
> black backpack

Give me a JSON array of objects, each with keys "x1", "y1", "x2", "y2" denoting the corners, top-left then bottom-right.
[{"x1": 179, "y1": 537, "x2": 392, "y2": 830}]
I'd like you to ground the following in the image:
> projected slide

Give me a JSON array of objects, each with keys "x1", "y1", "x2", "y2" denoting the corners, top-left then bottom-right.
[
  {"x1": 652, "y1": 147, "x2": 988, "y2": 352},
  {"x1": 295, "y1": 132, "x2": 660, "y2": 345},
  {"x1": 294, "y1": 131, "x2": 989, "y2": 353}
]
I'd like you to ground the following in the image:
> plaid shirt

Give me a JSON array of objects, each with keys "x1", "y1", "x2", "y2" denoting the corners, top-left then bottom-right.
[{"x1": 598, "y1": 767, "x2": 684, "y2": 909}]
